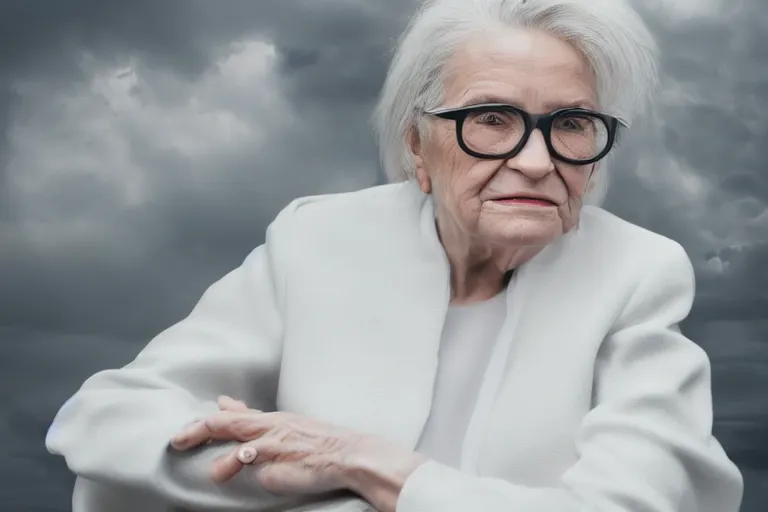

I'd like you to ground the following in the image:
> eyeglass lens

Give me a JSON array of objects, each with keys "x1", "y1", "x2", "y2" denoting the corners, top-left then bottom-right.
[{"x1": 462, "y1": 109, "x2": 609, "y2": 161}]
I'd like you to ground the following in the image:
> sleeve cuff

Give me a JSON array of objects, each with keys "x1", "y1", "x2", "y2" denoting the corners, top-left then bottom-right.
[
  {"x1": 396, "y1": 461, "x2": 471, "y2": 512},
  {"x1": 395, "y1": 461, "x2": 567, "y2": 512}
]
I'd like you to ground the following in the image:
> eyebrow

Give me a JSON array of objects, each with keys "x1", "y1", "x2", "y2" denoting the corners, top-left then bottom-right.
[{"x1": 457, "y1": 94, "x2": 597, "y2": 111}]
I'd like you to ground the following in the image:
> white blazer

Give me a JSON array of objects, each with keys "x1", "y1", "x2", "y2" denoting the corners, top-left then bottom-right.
[{"x1": 46, "y1": 181, "x2": 743, "y2": 512}]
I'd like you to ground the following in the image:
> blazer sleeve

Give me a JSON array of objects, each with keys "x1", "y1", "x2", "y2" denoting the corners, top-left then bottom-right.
[
  {"x1": 45, "y1": 206, "x2": 314, "y2": 511},
  {"x1": 396, "y1": 241, "x2": 744, "y2": 512}
]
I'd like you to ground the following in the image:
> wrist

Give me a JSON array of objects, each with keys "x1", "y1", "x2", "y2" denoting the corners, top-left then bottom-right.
[{"x1": 340, "y1": 437, "x2": 428, "y2": 512}]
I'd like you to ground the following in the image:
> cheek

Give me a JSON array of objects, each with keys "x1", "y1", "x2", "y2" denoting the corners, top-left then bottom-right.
[
  {"x1": 429, "y1": 133, "x2": 491, "y2": 202},
  {"x1": 557, "y1": 164, "x2": 593, "y2": 229},
  {"x1": 558, "y1": 163, "x2": 593, "y2": 203},
  {"x1": 437, "y1": 161, "x2": 502, "y2": 220},
  {"x1": 424, "y1": 130, "x2": 458, "y2": 178}
]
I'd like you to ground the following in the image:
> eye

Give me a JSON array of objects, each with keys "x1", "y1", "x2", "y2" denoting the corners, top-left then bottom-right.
[
  {"x1": 555, "y1": 116, "x2": 589, "y2": 131},
  {"x1": 475, "y1": 112, "x2": 506, "y2": 125}
]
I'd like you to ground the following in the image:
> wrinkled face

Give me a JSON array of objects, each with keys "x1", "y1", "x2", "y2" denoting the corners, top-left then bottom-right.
[{"x1": 412, "y1": 27, "x2": 600, "y2": 249}]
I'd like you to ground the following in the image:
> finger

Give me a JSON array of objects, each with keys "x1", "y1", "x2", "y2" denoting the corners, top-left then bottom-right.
[
  {"x1": 169, "y1": 417, "x2": 204, "y2": 450},
  {"x1": 217, "y1": 395, "x2": 251, "y2": 412},
  {"x1": 257, "y1": 462, "x2": 312, "y2": 495},
  {"x1": 210, "y1": 438, "x2": 301, "y2": 483},
  {"x1": 170, "y1": 419, "x2": 203, "y2": 450},
  {"x1": 171, "y1": 411, "x2": 257, "y2": 450},
  {"x1": 171, "y1": 419, "x2": 212, "y2": 450},
  {"x1": 210, "y1": 446, "x2": 252, "y2": 483}
]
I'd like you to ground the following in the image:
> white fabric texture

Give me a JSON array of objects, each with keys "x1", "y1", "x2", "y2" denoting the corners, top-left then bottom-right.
[
  {"x1": 46, "y1": 181, "x2": 743, "y2": 512},
  {"x1": 416, "y1": 293, "x2": 507, "y2": 469}
]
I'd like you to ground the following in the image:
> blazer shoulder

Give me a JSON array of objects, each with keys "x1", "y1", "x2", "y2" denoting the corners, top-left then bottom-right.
[
  {"x1": 563, "y1": 207, "x2": 696, "y2": 326},
  {"x1": 579, "y1": 206, "x2": 689, "y2": 262},
  {"x1": 571, "y1": 207, "x2": 694, "y2": 301},
  {"x1": 272, "y1": 181, "x2": 425, "y2": 235}
]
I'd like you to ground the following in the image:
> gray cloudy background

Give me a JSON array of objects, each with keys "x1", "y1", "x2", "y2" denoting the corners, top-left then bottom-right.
[{"x1": 0, "y1": 0, "x2": 765, "y2": 510}]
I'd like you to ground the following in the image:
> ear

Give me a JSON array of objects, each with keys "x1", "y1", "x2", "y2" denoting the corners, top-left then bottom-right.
[{"x1": 407, "y1": 127, "x2": 431, "y2": 194}]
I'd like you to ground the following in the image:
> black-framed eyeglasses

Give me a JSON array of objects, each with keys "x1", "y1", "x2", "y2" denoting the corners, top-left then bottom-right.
[{"x1": 424, "y1": 103, "x2": 625, "y2": 165}]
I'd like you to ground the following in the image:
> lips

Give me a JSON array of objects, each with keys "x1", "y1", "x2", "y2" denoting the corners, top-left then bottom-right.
[{"x1": 493, "y1": 195, "x2": 557, "y2": 206}]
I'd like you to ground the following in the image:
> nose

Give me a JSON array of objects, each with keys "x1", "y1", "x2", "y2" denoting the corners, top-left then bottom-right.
[{"x1": 505, "y1": 129, "x2": 555, "y2": 179}]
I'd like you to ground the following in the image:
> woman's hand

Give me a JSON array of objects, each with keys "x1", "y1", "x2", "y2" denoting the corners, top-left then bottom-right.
[{"x1": 170, "y1": 396, "x2": 427, "y2": 506}]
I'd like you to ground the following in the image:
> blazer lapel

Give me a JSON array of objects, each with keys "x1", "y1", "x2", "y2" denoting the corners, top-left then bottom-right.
[
  {"x1": 277, "y1": 184, "x2": 451, "y2": 448},
  {"x1": 474, "y1": 228, "x2": 601, "y2": 478}
]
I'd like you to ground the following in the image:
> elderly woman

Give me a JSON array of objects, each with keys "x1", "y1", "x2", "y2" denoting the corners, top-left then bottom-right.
[{"x1": 46, "y1": 0, "x2": 743, "y2": 511}]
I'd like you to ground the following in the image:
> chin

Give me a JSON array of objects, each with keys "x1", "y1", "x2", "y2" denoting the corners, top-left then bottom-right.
[{"x1": 484, "y1": 218, "x2": 563, "y2": 248}]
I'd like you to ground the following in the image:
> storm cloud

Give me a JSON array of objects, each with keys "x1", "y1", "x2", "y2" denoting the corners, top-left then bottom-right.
[{"x1": 1, "y1": 1, "x2": 766, "y2": 510}]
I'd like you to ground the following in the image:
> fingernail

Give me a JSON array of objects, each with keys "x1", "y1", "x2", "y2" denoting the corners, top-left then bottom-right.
[
  {"x1": 172, "y1": 435, "x2": 187, "y2": 446},
  {"x1": 171, "y1": 442, "x2": 186, "y2": 450},
  {"x1": 237, "y1": 447, "x2": 257, "y2": 463}
]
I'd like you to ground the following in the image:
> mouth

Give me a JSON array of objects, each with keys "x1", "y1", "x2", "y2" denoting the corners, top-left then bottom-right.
[{"x1": 491, "y1": 195, "x2": 558, "y2": 207}]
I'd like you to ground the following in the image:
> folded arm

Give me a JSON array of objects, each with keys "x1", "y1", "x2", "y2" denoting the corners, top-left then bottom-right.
[
  {"x1": 357, "y1": 242, "x2": 744, "y2": 512},
  {"x1": 46, "y1": 207, "x2": 321, "y2": 511}
]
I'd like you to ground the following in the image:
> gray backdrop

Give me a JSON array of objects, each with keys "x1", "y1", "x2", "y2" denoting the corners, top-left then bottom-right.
[{"x1": 1, "y1": 0, "x2": 765, "y2": 510}]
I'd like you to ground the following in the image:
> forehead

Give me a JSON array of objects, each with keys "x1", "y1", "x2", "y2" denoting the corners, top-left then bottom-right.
[{"x1": 442, "y1": 27, "x2": 598, "y2": 111}]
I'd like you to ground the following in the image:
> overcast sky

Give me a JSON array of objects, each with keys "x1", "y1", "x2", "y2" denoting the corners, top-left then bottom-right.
[{"x1": 1, "y1": 1, "x2": 766, "y2": 510}]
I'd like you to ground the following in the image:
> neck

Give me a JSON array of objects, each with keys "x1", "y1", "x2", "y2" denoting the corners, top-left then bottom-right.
[{"x1": 435, "y1": 214, "x2": 542, "y2": 305}]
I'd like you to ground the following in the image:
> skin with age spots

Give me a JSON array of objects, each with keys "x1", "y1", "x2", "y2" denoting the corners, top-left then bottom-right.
[
  {"x1": 172, "y1": 396, "x2": 423, "y2": 510},
  {"x1": 410, "y1": 27, "x2": 598, "y2": 303}
]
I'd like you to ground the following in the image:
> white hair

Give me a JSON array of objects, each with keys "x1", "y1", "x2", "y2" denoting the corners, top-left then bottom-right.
[{"x1": 372, "y1": 0, "x2": 658, "y2": 205}]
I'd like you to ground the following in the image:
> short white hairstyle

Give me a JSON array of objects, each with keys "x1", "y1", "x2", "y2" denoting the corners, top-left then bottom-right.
[{"x1": 373, "y1": 0, "x2": 658, "y2": 205}]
